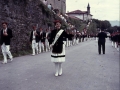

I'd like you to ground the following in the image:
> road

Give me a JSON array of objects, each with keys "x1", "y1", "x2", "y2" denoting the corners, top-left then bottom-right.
[{"x1": 0, "y1": 38, "x2": 119, "y2": 90}]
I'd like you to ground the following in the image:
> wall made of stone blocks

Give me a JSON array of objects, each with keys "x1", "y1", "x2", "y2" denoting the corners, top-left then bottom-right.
[{"x1": 0, "y1": 0, "x2": 56, "y2": 54}]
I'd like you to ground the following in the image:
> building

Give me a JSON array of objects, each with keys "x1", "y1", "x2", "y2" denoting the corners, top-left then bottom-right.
[
  {"x1": 41, "y1": 0, "x2": 66, "y2": 14},
  {"x1": 66, "y1": 3, "x2": 93, "y2": 21}
]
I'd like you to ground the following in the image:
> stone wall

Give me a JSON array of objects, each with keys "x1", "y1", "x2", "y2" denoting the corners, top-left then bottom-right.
[{"x1": 0, "y1": 0, "x2": 57, "y2": 54}]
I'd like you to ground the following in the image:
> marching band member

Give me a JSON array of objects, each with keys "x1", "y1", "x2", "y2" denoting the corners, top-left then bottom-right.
[
  {"x1": 38, "y1": 28, "x2": 46, "y2": 53},
  {"x1": 30, "y1": 26, "x2": 39, "y2": 55},
  {"x1": 0, "y1": 22, "x2": 13, "y2": 64},
  {"x1": 45, "y1": 29, "x2": 50, "y2": 52},
  {"x1": 49, "y1": 20, "x2": 67, "y2": 76}
]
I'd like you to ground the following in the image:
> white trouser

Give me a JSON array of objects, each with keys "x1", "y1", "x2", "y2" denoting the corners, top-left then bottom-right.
[
  {"x1": 54, "y1": 62, "x2": 62, "y2": 76},
  {"x1": 72, "y1": 39, "x2": 75, "y2": 45},
  {"x1": 117, "y1": 45, "x2": 120, "y2": 51},
  {"x1": 112, "y1": 41, "x2": 114, "y2": 46},
  {"x1": 68, "y1": 40, "x2": 70, "y2": 46},
  {"x1": 76, "y1": 38, "x2": 79, "y2": 44},
  {"x1": 1, "y1": 43, "x2": 13, "y2": 63},
  {"x1": 69, "y1": 40, "x2": 72, "y2": 46},
  {"x1": 115, "y1": 42, "x2": 117, "y2": 48},
  {"x1": 32, "y1": 40, "x2": 38, "y2": 55},
  {"x1": 66, "y1": 38, "x2": 69, "y2": 47},
  {"x1": 73, "y1": 38, "x2": 76, "y2": 45},
  {"x1": 45, "y1": 39, "x2": 50, "y2": 52},
  {"x1": 39, "y1": 41, "x2": 44, "y2": 53},
  {"x1": 96, "y1": 37, "x2": 98, "y2": 41},
  {"x1": 63, "y1": 41, "x2": 66, "y2": 47}
]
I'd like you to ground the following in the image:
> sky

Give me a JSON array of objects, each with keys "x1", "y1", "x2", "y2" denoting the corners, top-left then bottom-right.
[{"x1": 66, "y1": 0, "x2": 120, "y2": 21}]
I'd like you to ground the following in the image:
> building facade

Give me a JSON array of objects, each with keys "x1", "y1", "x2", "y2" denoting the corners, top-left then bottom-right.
[{"x1": 66, "y1": 3, "x2": 93, "y2": 21}]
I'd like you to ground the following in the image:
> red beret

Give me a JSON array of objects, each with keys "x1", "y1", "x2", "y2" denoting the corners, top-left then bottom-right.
[
  {"x1": 32, "y1": 26, "x2": 36, "y2": 29},
  {"x1": 54, "y1": 20, "x2": 61, "y2": 24},
  {"x1": 2, "y1": 22, "x2": 8, "y2": 25}
]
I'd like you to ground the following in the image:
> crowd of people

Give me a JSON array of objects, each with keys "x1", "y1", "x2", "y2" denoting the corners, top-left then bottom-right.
[
  {"x1": 0, "y1": 21, "x2": 119, "y2": 76},
  {"x1": 29, "y1": 26, "x2": 97, "y2": 56},
  {"x1": 110, "y1": 31, "x2": 120, "y2": 51},
  {"x1": 0, "y1": 21, "x2": 97, "y2": 76}
]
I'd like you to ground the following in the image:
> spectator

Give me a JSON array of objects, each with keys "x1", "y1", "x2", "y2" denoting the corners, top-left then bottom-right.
[{"x1": 42, "y1": 0, "x2": 47, "y2": 5}]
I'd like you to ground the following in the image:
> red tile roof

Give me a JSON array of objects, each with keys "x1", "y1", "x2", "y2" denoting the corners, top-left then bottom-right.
[
  {"x1": 66, "y1": 10, "x2": 93, "y2": 16},
  {"x1": 67, "y1": 10, "x2": 88, "y2": 14}
]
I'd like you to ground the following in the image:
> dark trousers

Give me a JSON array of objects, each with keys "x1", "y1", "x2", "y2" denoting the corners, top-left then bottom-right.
[{"x1": 98, "y1": 41, "x2": 105, "y2": 54}]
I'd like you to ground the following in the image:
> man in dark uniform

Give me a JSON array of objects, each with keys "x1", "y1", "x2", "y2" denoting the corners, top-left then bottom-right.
[{"x1": 97, "y1": 29, "x2": 107, "y2": 54}]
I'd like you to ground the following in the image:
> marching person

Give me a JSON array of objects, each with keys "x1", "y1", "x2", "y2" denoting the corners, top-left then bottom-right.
[
  {"x1": 45, "y1": 29, "x2": 50, "y2": 52},
  {"x1": 97, "y1": 29, "x2": 107, "y2": 55},
  {"x1": 68, "y1": 31, "x2": 73, "y2": 46},
  {"x1": 49, "y1": 20, "x2": 67, "y2": 77},
  {"x1": 116, "y1": 31, "x2": 120, "y2": 51},
  {"x1": 79, "y1": 33, "x2": 82, "y2": 42},
  {"x1": 30, "y1": 26, "x2": 39, "y2": 55},
  {"x1": 76, "y1": 32, "x2": 80, "y2": 44},
  {"x1": 38, "y1": 28, "x2": 46, "y2": 53},
  {"x1": 66, "y1": 31, "x2": 69, "y2": 47},
  {"x1": 48, "y1": 29, "x2": 52, "y2": 51},
  {"x1": 0, "y1": 22, "x2": 13, "y2": 64}
]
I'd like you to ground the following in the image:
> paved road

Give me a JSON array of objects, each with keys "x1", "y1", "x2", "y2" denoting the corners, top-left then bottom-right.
[{"x1": 0, "y1": 38, "x2": 119, "y2": 90}]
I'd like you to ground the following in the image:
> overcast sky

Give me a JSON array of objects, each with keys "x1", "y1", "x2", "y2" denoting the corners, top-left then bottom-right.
[{"x1": 66, "y1": 0, "x2": 119, "y2": 21}]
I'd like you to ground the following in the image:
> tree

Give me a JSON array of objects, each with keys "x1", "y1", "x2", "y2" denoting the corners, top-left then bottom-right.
[{"x1": 92, "y1": 19, "x2": 111, "y2": 30}]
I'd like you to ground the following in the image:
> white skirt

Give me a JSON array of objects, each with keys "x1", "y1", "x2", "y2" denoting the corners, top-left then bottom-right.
[{"x1": 51, "y1": 44, "x2": 65, "y2": 63}]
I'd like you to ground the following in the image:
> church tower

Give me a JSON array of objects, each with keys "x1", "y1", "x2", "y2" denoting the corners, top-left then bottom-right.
[{"x1": 87, "y1": 3, "x2": 90, "y2": 14}]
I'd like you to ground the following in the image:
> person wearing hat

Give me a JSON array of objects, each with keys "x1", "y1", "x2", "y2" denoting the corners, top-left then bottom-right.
[
  {"x1": 0, "y1": 22, "x2": 13, "y2": 64},
  {"x1": 49, "y1": 20, "x2": 68, "y2": 76},
  {"x1": 97, "y1": 29, "x2": 107, "y2": 54}
]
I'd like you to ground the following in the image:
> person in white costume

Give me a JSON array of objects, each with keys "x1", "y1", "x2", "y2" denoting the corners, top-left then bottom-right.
[
  {"x1": 0, "y1": 22, "x2": 13, "y2": 64},
  {"x1": 30, "y1": 26, "x2": 39, "y2": 55},
  {"x1": 49, "y1": 20, "x2": 68, "y2": 77},
  {"x1": 45, "y1": 29, "x2": 50, "y2": 52},
  {"x1": 38, "y1": 28, "x2": 46, "y2": 53}
]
